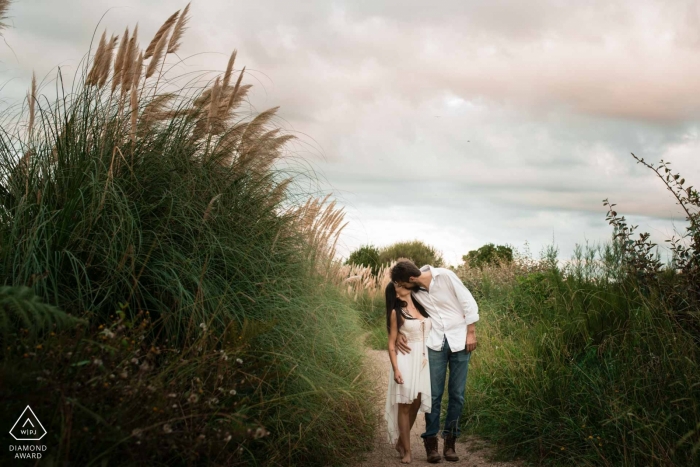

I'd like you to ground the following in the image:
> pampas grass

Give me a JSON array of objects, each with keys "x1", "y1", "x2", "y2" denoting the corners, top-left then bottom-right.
[
  {"x1": 167, "y1": 2, "x2": 190, "y2": 54},
  {"x1": 0, "y1": 4, "x2": 374, "y2": 466},
  {"x1": 0, "y1": 0, "x2": 12, "y2": 34}
]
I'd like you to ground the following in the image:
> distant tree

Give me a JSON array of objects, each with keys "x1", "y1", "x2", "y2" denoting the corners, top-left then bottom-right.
[
  {"x1": 346, "y1": 245, "x2": 381, "y2": 275},
  {"x1": 379, "y1": 240, "x2": 444, "y2": 268},
  {"x1": 463, "y1": 243, "x2": 513, "y2": 269}
]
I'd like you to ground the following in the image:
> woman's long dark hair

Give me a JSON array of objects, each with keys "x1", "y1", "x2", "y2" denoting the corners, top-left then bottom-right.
[{"x1": 385, "y1": 282, "x2": 429, "y2": 334}]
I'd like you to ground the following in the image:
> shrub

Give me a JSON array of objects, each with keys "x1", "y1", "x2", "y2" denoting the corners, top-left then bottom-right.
[
  {"x1": 378, "y1": 240, "x2": 444, "y2": 268},
  {"x1": 462, "y1": 243, "x2": 513, "y2": 269},
  {"x1": 346, "y1": 244, "x2": 381, "y2": 275}
]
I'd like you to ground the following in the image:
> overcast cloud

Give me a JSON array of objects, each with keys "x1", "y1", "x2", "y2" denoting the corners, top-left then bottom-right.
[{"x1": 2, "y1": 0, "x2": 699, "y2": 264}]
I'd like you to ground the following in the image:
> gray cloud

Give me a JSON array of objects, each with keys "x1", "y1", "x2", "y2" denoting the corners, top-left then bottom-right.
[{"x1": 2, "y1": 0, "x2": 699, "y2": 264}]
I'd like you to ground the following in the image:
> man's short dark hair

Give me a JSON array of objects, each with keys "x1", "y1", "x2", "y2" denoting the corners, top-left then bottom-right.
[{"x1": 391, "y1": 259, "x2": 422, "y2": 283}]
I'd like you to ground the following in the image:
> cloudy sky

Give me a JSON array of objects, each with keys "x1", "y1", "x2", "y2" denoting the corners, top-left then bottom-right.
[{"x1": 3, "y1": 0, "x2": 699, "y2": 264}]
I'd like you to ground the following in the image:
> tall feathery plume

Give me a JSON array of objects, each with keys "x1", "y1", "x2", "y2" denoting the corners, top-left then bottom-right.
[
  {"x1": 222, "y1": 49, "x2": 237, "y2": 88},
  {"x1": 112, "y1": 27, "x2": 129, "y2": 94},
  {"x1": 27, "y1": 71, "x2": 36, "y2": 139},
  {"x1": 167, "y1": 2, "x2": 190, "y2": 54},
  {"x1": 144, "y1": 10, "x2": 179, "y2": 59},
  {"x1": 121, "y1": 24, "x2": 138, "y2": 93},
  {"x1": 0, "y1": 0, "x2": 12, "y2": 34},
  {"x1": 208, "y1": 77, "x2": 221, "y2": 133},
  {"x1": 98, "y1": 34, "x2": 118, "y2": 88},
  {"x1": 87, "y1": 31, "x2": 107, "y2": 86},
  {"x1": 145, "y1": 30, "x2": 168, "y2": 79},
  {"x1": 130, "y1": 51, "x2": 144, "y2": 144},
  {"x1": 225, "y1": 66, "x2": 245, "y2": 113}
]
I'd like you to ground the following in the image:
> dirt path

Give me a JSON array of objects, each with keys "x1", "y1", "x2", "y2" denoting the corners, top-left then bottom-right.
[{"x1": 353, "y1": 349, "x2": 522, "y2": 467}]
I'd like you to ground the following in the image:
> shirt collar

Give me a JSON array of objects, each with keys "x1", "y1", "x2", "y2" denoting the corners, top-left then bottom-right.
[{"x1": 420, "y1": 264, "x2": 441, "y2": 276}]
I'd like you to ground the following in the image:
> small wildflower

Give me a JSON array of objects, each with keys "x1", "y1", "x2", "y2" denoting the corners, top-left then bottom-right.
[
  {"x1": 253, "y1": 427, "x2": 265, "y2": 439},
  {"x1": 199, "y1": 323, "x2": 207, "y2": 331},
  {"x1": 101, "y1": 328, "x2": 115, "y2": 339},
  {"x1": 93, "y1": 358, "x2": 103, "y2": 366},
  {"x1": 163, "y1": 424, "x2": 173, "y2": 434},
  {"x1": 235, "y1": 358, "x2": 243, "y2": 364},
  {"x1": 229, "y1": 389, "x2": 237, "y2": 395},
  {"x1": 188, "y1": 393, "x2": 199, "y2": 403},
  {"x1": 224, "y1": 433, "x2": 232, "y2": 442}
]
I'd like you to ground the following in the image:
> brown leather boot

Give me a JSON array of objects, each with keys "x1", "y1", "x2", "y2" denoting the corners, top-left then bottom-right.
[
  {"x1": 423, "y1": 436, "x2": 442, "y2": 463},
  {"x1": 443, "y1": 434, "x2": 459, "y2": 462}
]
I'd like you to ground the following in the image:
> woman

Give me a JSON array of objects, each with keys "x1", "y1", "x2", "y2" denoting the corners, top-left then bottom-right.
[{"x1": 384, "y1": 281, "x2": 432, "y2": 464}]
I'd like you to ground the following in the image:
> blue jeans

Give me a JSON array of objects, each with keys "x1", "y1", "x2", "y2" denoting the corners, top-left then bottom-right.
[{"x1": 421, "y1": 336, "x2": 471, "y2": 439}]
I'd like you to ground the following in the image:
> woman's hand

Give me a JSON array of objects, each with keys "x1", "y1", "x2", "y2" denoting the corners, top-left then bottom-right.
[{"x1": 394, "y1": 370, "x2": 404, "y2": 385}]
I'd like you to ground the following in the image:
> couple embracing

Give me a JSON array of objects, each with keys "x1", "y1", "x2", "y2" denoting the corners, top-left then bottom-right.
[{"x1": 384, "y1": 259, "x2": 479, "y2": 464}]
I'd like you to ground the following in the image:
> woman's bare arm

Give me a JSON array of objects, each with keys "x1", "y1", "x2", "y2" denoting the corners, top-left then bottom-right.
[{"x1": 387, "y1": 310, "x2": 403, "y2": 384}]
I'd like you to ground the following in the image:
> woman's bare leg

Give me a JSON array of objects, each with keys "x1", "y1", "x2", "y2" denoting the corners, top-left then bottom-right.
[
  {"x1": 408, "y1": 393, "x2": 421, "y2": 430},
  {"x1": 395, "y1": 436, "x2": 405, "y2": 457},
  {"x1": 397, "y1": 403, "x2": 413, "y2": 463}
]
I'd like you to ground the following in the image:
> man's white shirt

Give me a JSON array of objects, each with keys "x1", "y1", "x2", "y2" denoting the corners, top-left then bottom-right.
[{"x1": 411, "y1": 265, "x2": 479, "y2": 352}]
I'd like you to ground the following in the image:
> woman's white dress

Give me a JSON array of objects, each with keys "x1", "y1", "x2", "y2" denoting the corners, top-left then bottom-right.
[{"x1": 384, "y1": 311, "x2": 432, "y2": 445}]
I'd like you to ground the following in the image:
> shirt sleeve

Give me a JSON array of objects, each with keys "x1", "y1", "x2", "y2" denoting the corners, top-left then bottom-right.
[{"x1": 445, "y1": 270, "x2": 479, "y2": 325}]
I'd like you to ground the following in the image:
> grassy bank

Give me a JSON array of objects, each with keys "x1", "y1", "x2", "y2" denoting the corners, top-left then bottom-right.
[
  {"x1": 348, "y1": 242, "x2": 700, "y2": 466},
  {"x1": 0, "y1": 6, "x2": 374, "y2": 466}
]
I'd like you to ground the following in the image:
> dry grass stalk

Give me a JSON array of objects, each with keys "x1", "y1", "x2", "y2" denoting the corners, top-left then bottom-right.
[
  {"x1": 112, "y1": 27, "x2": 129, "y2": 94},
  {"x1": 0, "y1": 0, "x2": 12, "y2": 34},
  {"x1": 98, "y1": 34, "x2": 118, "y2": 88},
  {"x1": 130, "y1": 51, "x2": 144, "y2": 143},
  {"x1": 144, "y1": 10, "x2": 180, "y2": 59},
  {"x1": 139, "y1": 93, "x2": 176, "y2": 133},
  {"x1": 203, "y1": 193, "x2": 222, "y2": 222},
  {"x1": 86, "y1": 31, "x2": 107, "y2": 86},
  {"x1": 145, "y1": 31, "x2": 168, "y2": 79},
  {"x1": 222, "y1": 50, "x2": 237, "y2": 88},
  {"x1": 27, "y1": 71, "x2": 36, "y2": 139},
  {"x1": 121, "y1": 24, "x2": 139, "y2": 94},
  {"x1": 225, "y1": 67, "x2": 246, "y2": 113},
  {"x1": 207, "y1": 77, "x2": 221, "y2": 133},
  {"x1": 167, "y1": 2, "x2": 190, "y2": 54}
]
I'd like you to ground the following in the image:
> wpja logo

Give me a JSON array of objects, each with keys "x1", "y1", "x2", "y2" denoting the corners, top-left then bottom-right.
[{"x1": 8, "y1": 406, "x2": 48, "y2": 460}]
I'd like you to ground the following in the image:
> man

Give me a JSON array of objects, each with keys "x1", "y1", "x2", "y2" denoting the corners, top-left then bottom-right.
[{"x1": 392, "y1": 259, "x2": 479, "y2": 463}]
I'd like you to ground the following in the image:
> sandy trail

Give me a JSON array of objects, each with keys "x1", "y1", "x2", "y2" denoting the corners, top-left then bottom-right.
[{"x1": 352, "y1": 349, "x2": 521, "y2": 467}]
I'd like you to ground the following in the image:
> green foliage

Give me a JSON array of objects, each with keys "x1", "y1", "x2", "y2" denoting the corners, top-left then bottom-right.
[
  {"x1": 378, "y1": 240, "x2": 444, "y2": 268},
  {"x1": 462, "y1": 243, "x2": 513, "y2": 269},
  {"x1": 346, "y1": 244, "x2": 381, "y2": 275},
  {"x1": 0, "y1": 285, "x2": 85, "y2": 341},
  {"x1": 463, "y1": 244, "x2": 700, "y2": 467},
  {"x1": 0, "y1": 10, "x2": 374, "y2": 465}
]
